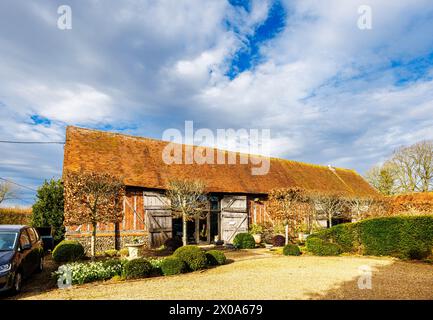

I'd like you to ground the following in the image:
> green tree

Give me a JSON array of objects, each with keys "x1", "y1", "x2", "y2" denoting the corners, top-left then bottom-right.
[{"x1": 32, "y1": 179, "x2": 65, "y2": 242}]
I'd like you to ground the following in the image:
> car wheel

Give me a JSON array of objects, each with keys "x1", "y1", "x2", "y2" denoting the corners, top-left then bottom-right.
[
  {"x1": 36, "y1": 257, "x2": 44, "y2": 273},
  {"x1": 12, "y1": 271, "x2": 23, "y2": 294}
]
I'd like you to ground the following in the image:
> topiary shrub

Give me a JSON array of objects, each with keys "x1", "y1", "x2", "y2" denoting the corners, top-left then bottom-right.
[
  {"x1": 283, "y1": 244, "x2": 301, "y2": 256},
  {"x1": 306, "y1": 237, "x2": 342, "y2": 256},
  {"x1": 160, "y1": 256, "x2": 186, "y2": 275},
  {"x1": 173, "y1": 245, "x2": 207, "y2": 271},
  {"x1": 233, "y1": 233, "x2": 256, "y2": 249},
  {"x1": 272, "y1": 235, "x2": 286, "y2": 247},
  {"x1": 164, "y1": 237, "x2": 183, "y2": 252},
  {"x1": 52, "y1": 240, "x2": 85, "y2": 263},
  {"x1": 206, "y1": 250, "x2": 227, "y2": 265},
  {"x1": 122, "y1": 258, "x2": 152, "y2": 279}
]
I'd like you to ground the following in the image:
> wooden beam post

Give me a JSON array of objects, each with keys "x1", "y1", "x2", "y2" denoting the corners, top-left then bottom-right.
[{"x1": 195, "y1": 214, "x2": 200, "y2": 244}]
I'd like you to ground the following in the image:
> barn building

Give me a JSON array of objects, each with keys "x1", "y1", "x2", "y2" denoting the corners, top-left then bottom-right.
[{"x1": 62, "y1": 126, "x2": 378, "y2": 252}]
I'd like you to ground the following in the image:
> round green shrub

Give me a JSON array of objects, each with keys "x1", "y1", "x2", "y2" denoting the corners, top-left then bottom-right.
[
  {"x1": 52, "y1": 240, "x2": 85, "y2": 263},
  {"x1": 122, "y1": 258, "x2": 152, "y2": 279},
  {"x1": 306, "y1": 237, "x2": 342, "y2": 256},
  {"x1": 206, "y1": 250, "x2": 227, "y2": 265},
  {"x1": 283, "y1": 244, "x2": 301, "y2": 256},
  {"x1": 233, "y1": 233, "x2": 256, "y2": 249},
  {"x1": 160, "y1": 256, "x2": 186, "y2": 275},
  {"x1": 272, "y1": 235, "x2": 286, "y2": 247},
  {"x1": 173, "y1": 245, "x2": 207, "y2": 271}
]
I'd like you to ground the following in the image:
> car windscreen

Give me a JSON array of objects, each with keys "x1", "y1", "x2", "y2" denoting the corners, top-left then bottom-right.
[{"x1": 0, "y1": 232, "x2": 18, "y2": 251}]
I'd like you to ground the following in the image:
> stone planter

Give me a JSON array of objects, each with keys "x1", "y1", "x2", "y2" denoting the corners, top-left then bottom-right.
[
  {"x1": 252, "y1": 234, "x2": 262, "y2": 244},
  {"x1": 125, "y1": 243, "x2": 145, "y2": 260}
]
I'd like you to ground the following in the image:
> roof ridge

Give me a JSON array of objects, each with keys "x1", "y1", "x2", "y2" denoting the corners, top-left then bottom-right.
[{"x1": 66, "y1": 125, "x2": 357, "y2": 173}]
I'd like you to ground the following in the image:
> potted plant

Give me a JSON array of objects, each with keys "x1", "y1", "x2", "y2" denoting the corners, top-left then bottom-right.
[
  {"x1": 125, "y1": 236, "x2": 145, "y2": 259},
  {"x1": 249, "y1": 223, "x2": 263, "y2": 244}
]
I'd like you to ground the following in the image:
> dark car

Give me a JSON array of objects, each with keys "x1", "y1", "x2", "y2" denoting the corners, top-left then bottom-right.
[{"x1": 0, "y1": 225, "x2": 44, "y2": 294}]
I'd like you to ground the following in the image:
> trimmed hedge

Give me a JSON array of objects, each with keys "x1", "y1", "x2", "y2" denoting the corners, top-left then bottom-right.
[
  {"x1": 233, "y1": 233, "x2": 256, "y2": 249},
  {"x1": 206, "y1": 250, "x2": 227, "y2": 265},
  {"x1": 306, "y1": 238, "x2": 342, "y2": 256},
  {"x1": 160, "y1": 256, "x2": 186, "y2": 275},
  {"x1": 52, "y1": 240, "x2": 85, "y2": 263},
  {"x1": 122, "y1": 258, "x2": 152, "y2": 279},
  {"x1": 307, "y1": 216, "x2": 433, "y2": 260},
  {"x1": 283, "y1": 244, "x2": 301, "y2": 256},
  {"x1": 173, "y1": 245, "x2": 207, "y2": 271}
]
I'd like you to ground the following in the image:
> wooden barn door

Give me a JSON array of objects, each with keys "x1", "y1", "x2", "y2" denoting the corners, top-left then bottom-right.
[
  {"x1": 143, "y1": 192, "x2": 172, "y2": 248},
  {"x1": 220, "y1": 195, "x2": 248, "y2": 244}
]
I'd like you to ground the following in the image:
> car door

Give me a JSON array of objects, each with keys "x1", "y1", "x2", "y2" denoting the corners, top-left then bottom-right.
[
  {"x1": 26, "y1": 228, "x2": 41, "y2": 273},
  {"x1": 18, "y1": 230, "x2": 32, "y2": 276}
]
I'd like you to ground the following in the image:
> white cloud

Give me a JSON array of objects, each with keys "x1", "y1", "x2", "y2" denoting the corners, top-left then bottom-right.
[{"x1": 1, "y1": 0, "x2": 433, "y2": 205}]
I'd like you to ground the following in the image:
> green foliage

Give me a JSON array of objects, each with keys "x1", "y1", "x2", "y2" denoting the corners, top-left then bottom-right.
[
  {"x1": 307, "y1": 216, "x2": 433, "y2": 260},
  {"x1": 249, "y1": 223, "x2": 263, "y2": 234},
  {"x1": 148, "y1": 258, "x2": 164, "y2": 275},
  {"x1": 52, "y1": 240, "x2": 85, "y2": 263},
  {"x1": 283, "y1": 244, "x2": 301, "y2": 256},
  {"x1": 160, "y1": 256, "x2": 186, "y2": 275},
  {"x1": 119, "y1": 248, "x2": 129, "y2": 257},
  {"x1": 173, "y1": 245, "x2": 207, "y2": 271},
  {"x1": 32, "y1": 179, "x2": 65, "y2": 242},
  {"x1": 306, "y1": 237, "x2": 342, "y2": 256},
  {"x1": 233, "y1": 233, "x2": 256, "y2": 249},
  {"x1": 53, "y1": 259, "x2": 123, "y2": 284},
  {"x1": 122, "y1": 258, "x2": 152, "y2": 279},
  {"x1": 104, "y1": 249, "x2": 119, "y2": 257},
  {"x1": 205, "y1": 250, "x2": 227, "y2": 265}
]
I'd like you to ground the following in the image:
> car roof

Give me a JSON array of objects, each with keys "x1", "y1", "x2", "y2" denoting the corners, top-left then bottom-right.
[{"x1": 0, "y1": 225, "x2": 28, "y2": 232}]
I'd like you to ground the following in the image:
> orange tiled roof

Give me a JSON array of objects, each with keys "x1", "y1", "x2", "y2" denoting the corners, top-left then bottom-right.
[{"x1": 62, "y1": 126, "x2": 379, "y2": 196}]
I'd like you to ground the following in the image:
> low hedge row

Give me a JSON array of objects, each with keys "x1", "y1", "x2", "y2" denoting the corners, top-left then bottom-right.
[
  {"x1": 53, "y1": 246, "x2": 227, "y2": 284},
  {"x1": 306, "y1": 216, "x2": 433, "y2": 259}
]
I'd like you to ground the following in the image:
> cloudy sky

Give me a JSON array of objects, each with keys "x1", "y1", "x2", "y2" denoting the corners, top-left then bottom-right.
[{"x1": 1, "y1": 0, "x2": 433, "y2": 206}]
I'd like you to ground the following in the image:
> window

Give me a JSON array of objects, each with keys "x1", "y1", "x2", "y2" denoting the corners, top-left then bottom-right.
[
  {"x1": 19, "y1": 231, "x2": 31, "y2": 248},
  {"x1": 0, "y1": 232, "x2": 18, "y2": 251},
  {"x1": 27, "y1": 228, "x2": 38, "y2": 243}
]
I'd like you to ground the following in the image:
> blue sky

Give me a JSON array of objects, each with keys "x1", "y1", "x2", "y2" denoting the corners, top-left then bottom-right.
[{"x1": 1, "y1": 0, "x2": 433, "y2": 206}]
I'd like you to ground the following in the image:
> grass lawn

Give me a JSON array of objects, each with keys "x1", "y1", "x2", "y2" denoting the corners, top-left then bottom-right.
[{"x1": 14, "y1": 252, "x2": 433, "y2": 300}]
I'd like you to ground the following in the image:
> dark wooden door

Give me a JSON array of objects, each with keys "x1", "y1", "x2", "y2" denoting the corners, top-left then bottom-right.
[
  {"x1": 220, "y1": 195, "x2": 248, "y2": 244},
  {"x1": 143, "y1": 192, "x2": 172, "y2": 247}
]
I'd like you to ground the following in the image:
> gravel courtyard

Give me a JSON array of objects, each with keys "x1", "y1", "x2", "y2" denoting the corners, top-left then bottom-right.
[{"x1": 16, "y1": 253, "x2": 433, "y2": 300}]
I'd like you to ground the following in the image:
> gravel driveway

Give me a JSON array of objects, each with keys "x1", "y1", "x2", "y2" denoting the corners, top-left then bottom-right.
[{"x1": 16, "y1": 254, "x2": 433, "y2": 300}]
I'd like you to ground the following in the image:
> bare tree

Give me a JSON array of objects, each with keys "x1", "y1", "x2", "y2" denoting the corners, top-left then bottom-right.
[
  {"x1": 310, "y1": 192, "x2": 347, "y2": 228},
  {"x1": 364, "y1": 164, "x2": 396, "y2": 195},
  {"x1": 0, "y1": 181, "x2": 16, "y2": 205},
  {"x1": 166, "y1": 179, "x2": 207, "y2": 246},
  {"x1": 388, "y1": 140, "x2": 433, "y2": 193},
  {"x1": 64, "y1": 172, "x2": 124, "y2": 258},
  {"x1": 267, "y1": 188, "x2": 311, "y2": 244},
  {"x1": 346, "y1": 196, "x2": 376, "y2": 221}
]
